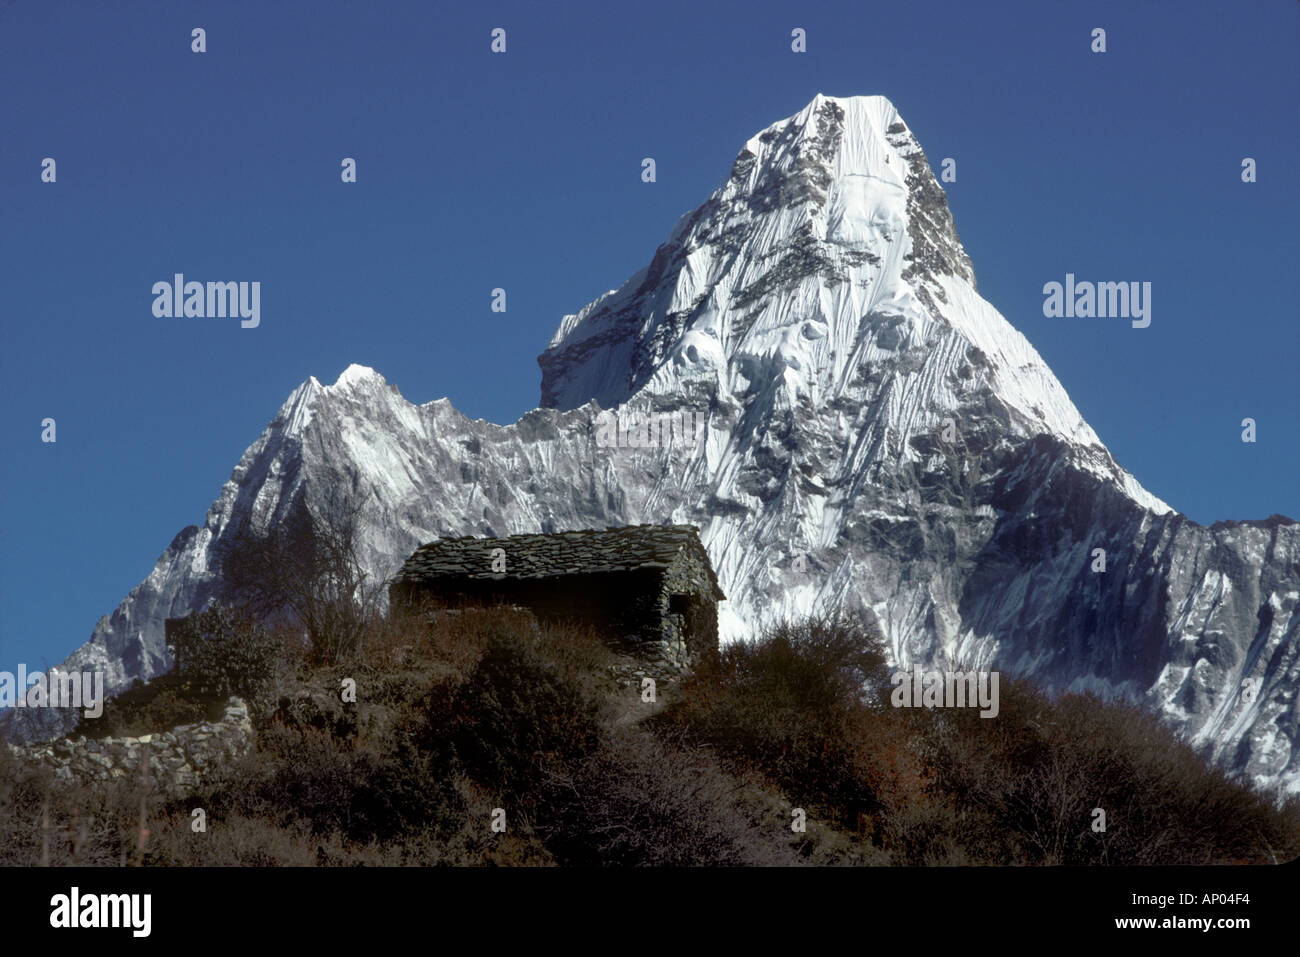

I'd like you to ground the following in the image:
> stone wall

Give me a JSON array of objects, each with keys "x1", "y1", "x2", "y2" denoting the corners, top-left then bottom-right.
[
  {"x1": 659, "y1": 545, "x2": 721, "y2": 662},
  {"x1": 4, "y1": 698, "x2": 255, "y2": 798}
]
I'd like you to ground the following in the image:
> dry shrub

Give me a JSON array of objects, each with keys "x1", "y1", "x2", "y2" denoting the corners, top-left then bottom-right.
[
  {"x1": 10, "y1": 602, "x2": 1295, "y2": 868},
  {"x1": 0, "y1": 746, "x2": 158, "y2": 867},
  {"x1": 652, "y1": 612, "x2": 913, "y2": 831},
  {"x1": 915, "y1": 675, "x2": 1300, "y2": 865},
  {"x1": 423, "y1": 623, "x2": 603, "y2": 797},
  {"x1": 423, "y1": 604, "x2": 540, "y2": 678},
  {"x1": 539, "y1": 727, "x2": 799, "y2": 866}
]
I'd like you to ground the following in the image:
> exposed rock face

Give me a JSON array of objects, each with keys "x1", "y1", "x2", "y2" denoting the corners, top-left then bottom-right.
[
  {"x1": 5, "y1": 94, "x2": 1297, "y2": 796},
  {"x1": 6, "y1": 698, "x2": 255, "y2": 798}
]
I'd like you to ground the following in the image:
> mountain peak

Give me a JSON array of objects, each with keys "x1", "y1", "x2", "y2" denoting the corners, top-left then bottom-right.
[
  {"x1": 538, "y1": 93, "x2": 965, "y2": 415},
  {"x1": 539, "y1": 95, "x2": 927, "y2": 412},
  {"x1": 537, "y1": 93, "x2": 1167, "y2": 513},
  {"x1": 270, "y1": 365, "x2": 388, "y2": 438},
  {"x1": 332, "y1": 363, "x2": 385, "y2": 390},
  {"x1": 751, "y1": 92, "x2": 907, "y2": 162}
]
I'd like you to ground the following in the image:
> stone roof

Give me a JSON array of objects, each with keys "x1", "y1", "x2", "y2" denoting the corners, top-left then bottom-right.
[{"x1": 393, "y1": 524, "x2": 724, "y2": 599}]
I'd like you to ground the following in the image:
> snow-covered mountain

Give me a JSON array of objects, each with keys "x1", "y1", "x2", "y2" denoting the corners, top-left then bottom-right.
[{"x1": 8, "y1": 94, "x2": 1298, "y2": 795}]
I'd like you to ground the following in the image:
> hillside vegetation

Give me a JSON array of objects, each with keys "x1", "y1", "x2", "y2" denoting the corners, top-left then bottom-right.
[{"x1": 2, "y1": 606, "x2": 1296, "y2": 866}]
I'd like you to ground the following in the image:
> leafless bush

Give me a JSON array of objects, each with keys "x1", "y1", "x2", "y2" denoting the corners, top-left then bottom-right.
[
  {"x1": 219, "y1": 479, "x2": 383, "y2": 665},
  {"x1": 915, "y1": 676, "x2": 1300, "y2": 865},
  {"x1": 540, "y1": 727, "x2": 799, "y2": 866}
]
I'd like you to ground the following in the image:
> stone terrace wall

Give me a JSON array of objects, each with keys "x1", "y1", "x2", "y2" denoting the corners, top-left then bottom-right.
[{"x1": 4, "y1": 697, "x2": 255, "y2": 798}]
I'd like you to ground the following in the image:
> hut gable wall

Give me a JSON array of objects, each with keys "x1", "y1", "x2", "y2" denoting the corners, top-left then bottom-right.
[{"x1": 659, "y1": 546, "x2": 721, "y2": 660}]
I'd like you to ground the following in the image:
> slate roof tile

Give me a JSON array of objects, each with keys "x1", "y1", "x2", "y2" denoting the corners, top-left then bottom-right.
[{"x1": 393, "y1": 523, "x2": 724, "y2": 598}]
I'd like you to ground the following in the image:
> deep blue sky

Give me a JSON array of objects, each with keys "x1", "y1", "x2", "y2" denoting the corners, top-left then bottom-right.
[{"x1": 2, "y1": 0, "x2": 1296, "y2": 670}]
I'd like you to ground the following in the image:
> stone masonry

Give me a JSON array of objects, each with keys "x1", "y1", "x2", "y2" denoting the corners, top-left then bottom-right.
[{"x1": 4, "y1": 697, "x2": 255, "y2": 798}]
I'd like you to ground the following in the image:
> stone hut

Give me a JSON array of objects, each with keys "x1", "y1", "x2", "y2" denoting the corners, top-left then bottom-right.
[{"x1": 389, "y1": 524, "x2": 725, "y2": 671}]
